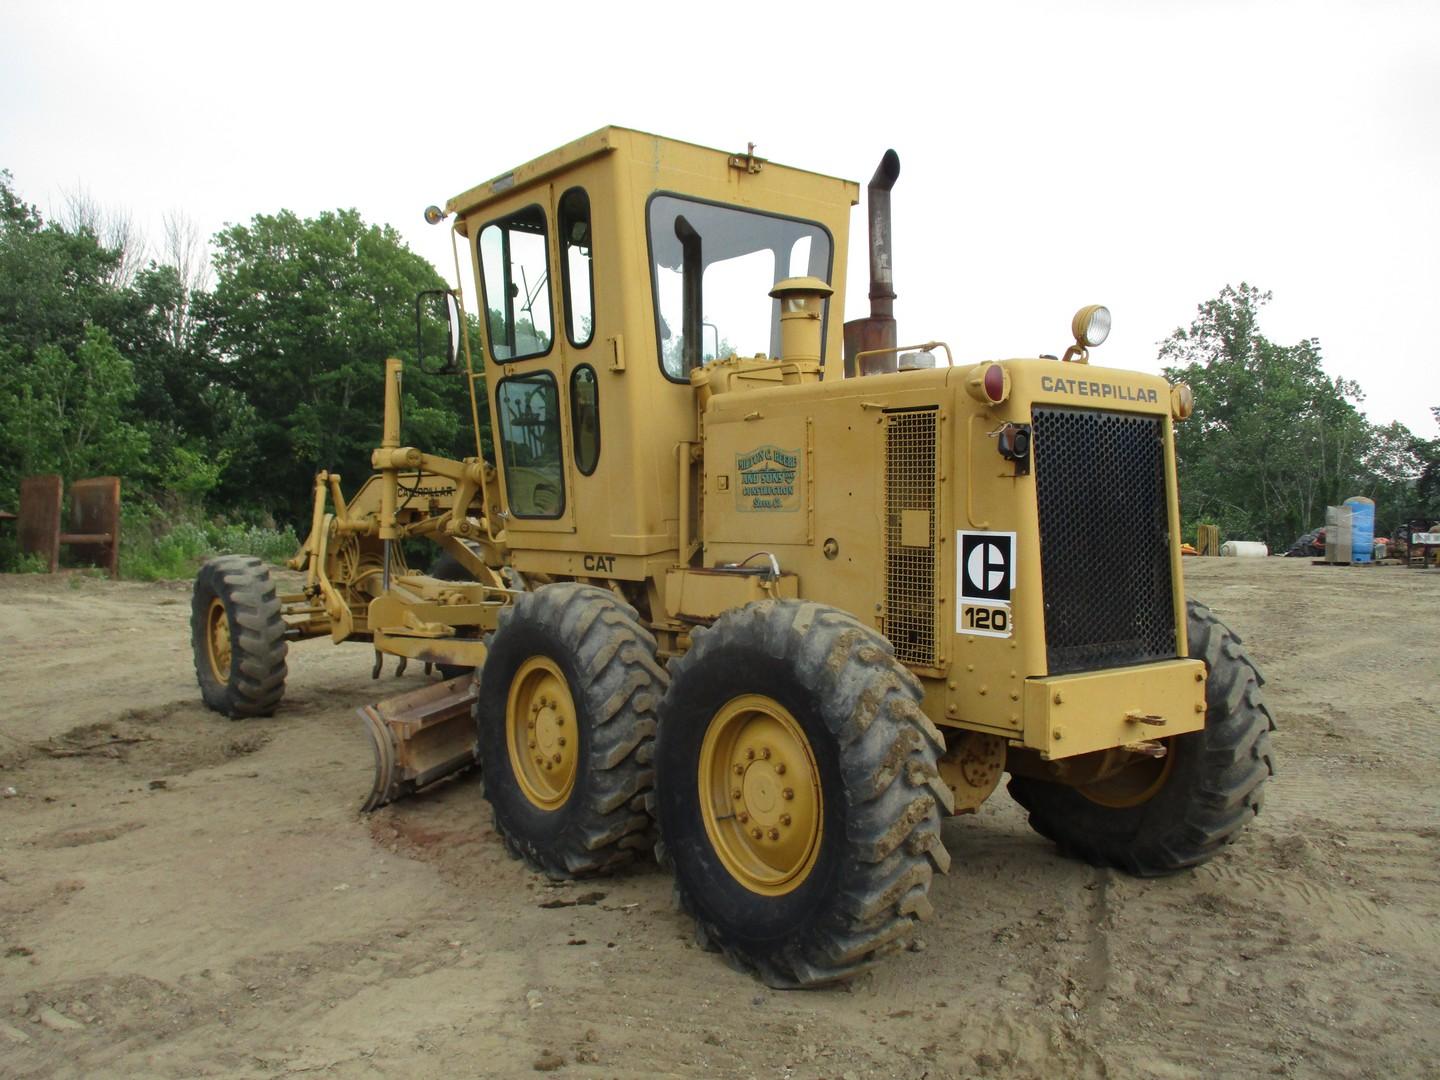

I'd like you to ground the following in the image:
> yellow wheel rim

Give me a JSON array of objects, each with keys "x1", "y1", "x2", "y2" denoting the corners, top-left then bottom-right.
[
  {"x1": 205, "y1": 598, "x2": 232, "y2": 684},
  {"x1": 698, "y1": 694, "x2": 823, "y2": 897},
  {"x1": 505, "y1": 656, "x2": 579, "y2": 811},
  {"x1": 1079, "y1": 743, "x2": 1177, "y2": 809}
]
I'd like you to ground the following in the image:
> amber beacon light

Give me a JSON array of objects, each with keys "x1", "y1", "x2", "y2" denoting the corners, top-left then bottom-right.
[{"x1": 1171, "y1": 382, "x2": 1194, "y2": 420}]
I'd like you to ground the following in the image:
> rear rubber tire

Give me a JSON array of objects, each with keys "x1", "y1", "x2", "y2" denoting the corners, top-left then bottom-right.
[
  {"x1": 653, "y1": 601, "x2": 953, "y2": 988},
  {"x1": 191, "y1": 556, "x2": 288, "y2": 718},
  {"x1": 428, "y1": 552, "x2": 469, "y2": 581},
  {"x1": 1008, "y1": 599, "x2": 1275, "y2": 875},
  {"x1": 475, "y1": 583, "x2": 665, "y2": 878}
]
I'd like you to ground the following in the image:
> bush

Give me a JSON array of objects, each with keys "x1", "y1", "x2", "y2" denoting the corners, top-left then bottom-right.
[
  {"x1": 0, "y1": 529, "x2": 53, "y2": 576},
  {"x1": 0, "y1": 499, "x2": 299, "y2": 580},
  {"x1": 0, "y1": 533, "x2": 50, "y2": 574},
  {"x1": 207, "y1": 521, "x2": 299, "y2": 565},
  {"x1": 119, "y1": 505, "x2": 299, "y2": 582}
]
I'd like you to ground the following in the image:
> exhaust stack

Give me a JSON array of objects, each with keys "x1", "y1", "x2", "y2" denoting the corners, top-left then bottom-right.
[{"x1": 844, "y1": 150, "x2": 901, "y2": 377}]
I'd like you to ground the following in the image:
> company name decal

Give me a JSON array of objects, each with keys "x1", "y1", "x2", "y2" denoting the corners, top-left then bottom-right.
[
  {"x1": 1040, "y1": 375, "x2": 1159, "y2": 403},
  {"x1": 736, "y1": 445, "x2": 800, "y2": 512}
]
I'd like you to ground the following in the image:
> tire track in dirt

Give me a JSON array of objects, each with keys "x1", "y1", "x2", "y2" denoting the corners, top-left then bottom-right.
[{"x1": 2, "y1": 559, "x2": 1439, "y2": 1078}]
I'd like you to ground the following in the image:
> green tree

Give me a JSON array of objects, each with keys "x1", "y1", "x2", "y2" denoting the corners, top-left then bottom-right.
[
  {"x1": 1403, "y1": 407, "x2": 1440, "y2": 526},
  {"x1": 1357, "y1": 418, "x2": 1435, "y2": 532},
  {"x1": 1161, "y1": 284, "x2": 1374, "y2": 549},
  {"x1": 0, "y1": 324, "x2": 149, "y2": 483},
  {"x1": 0, "y1": 171, "x2": 156, "y2": 503},
  {"x1": 210, "y1": 209, "x2": 480, "y2": 523},
  {"x1": 487, "y1": 306, "x2": 550, "y2": 358},
  {"x1": 0, "y1": 171, "x2": 120, "y2": 363}
]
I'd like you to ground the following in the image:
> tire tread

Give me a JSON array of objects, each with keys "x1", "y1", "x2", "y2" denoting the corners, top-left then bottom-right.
[
  {"x1": 478, "y1": 583, "x2": 666, "y2": 879},
  {"x1": 191, "y1": 556, "x2": 288, "y2": 718},
  {"x1": 1009, "y1": 599, "x2": 1274, "y2": 875},
  {"x1": 658, "y1": 599, "x2": 949, "y2": 988}
]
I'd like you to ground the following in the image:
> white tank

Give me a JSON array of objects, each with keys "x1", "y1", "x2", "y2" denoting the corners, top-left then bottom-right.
[{"x1": 1220, "y1": 541, "x2": 1269, "y2": 558}]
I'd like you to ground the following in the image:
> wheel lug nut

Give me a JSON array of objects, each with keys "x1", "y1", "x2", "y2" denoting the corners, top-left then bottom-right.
[
  {"x1": 751, "y1": 827, "x2": 763, "y2": 839},
  {"x1": 779, "y1": 814, "x2": 791, "y2": 826},
  {"x1": 745, "y1": 747, "x2": 755, "y2": 760},
  {"x1": 738, "y1": 812, "x2": 749, "y2": 824},
  {"x1": 528, "y1": 738, "x2": 537, "y2": 749},
  {"x1": 782, "y1": 788, "x2": 794, "y2": 801},
  {"x1": 552, "y1": 753, "x2": 562, "y2": 764},
  {"x1": 557, "y1": 737, "x2": 566, "y2": 747},
  {"x1": 732, "y1": 789, "x2": 742, "y2": 800},
  {"x1": 732, "y1": 763, "x2": 744, "y2": 775},
  {"x1": 760, "y1": 747, "x2": 771, "y2": 759},
  {"x1": 768, "y1": 828, "x2": 779, "y2": 841},
  {"x1": 774, "y1": 763, "x2": 786, "y2": 775}
]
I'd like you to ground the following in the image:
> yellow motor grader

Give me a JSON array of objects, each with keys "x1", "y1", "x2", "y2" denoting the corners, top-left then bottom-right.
[{"x1": 191, "y1": 128, "x2": 1274, "y2": 987}]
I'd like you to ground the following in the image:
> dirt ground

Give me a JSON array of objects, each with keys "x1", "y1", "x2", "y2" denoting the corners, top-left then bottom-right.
[{"x1": 0, "y1": 558, "x2": 1437, "y2": 1079}]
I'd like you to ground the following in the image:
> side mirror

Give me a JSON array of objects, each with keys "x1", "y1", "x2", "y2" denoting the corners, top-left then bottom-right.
[{"x1": 415, "y1": 289, "x2": 462, "y2": 375}]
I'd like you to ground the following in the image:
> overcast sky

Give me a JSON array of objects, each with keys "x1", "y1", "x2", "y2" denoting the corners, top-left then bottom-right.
[{"x1": 4, "y1": 0, "x2": 1436, "y2": 434}]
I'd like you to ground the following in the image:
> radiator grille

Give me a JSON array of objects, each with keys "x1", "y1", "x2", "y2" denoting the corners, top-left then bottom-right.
[
  {"x1": 884, "y1": 409, "x2": 940, "y2": 666},
  {"x1": 1032, "y1": 406, "x2": 1177, "y2": 675}
]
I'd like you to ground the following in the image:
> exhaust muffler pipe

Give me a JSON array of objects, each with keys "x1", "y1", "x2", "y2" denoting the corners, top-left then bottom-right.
[{"x1": 844, "y1": 150, "x2": 901, "y2": 377}]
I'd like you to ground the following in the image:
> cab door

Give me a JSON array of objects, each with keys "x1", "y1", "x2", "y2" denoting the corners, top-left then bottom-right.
[{"x1": 476, "y1": 186, "x2": 575, "y2": 535}]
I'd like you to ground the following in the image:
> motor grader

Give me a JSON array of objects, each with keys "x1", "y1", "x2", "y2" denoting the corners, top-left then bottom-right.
[{"x1": 191, "y1": 127, "x2": 1275, "y2": 988}]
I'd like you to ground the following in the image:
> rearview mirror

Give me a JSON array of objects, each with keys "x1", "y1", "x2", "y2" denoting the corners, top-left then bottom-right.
[{"x1": 415, "y1": 289, "x2": 462, "y2": 375}]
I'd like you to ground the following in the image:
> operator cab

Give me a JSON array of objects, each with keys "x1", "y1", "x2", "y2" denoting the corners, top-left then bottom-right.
[{"x1": 440, "y1": 127, "x2": 858, "y2": 576}]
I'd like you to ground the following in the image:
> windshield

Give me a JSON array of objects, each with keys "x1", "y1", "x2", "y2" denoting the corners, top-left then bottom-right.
[{"x1": 647, "y1": 195, "x2": 832, "y2": 381}]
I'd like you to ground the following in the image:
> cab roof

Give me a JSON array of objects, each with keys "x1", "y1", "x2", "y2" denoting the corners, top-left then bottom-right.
[{"x1": 444, "y1": 126, "x2": 857, "y2": 218}]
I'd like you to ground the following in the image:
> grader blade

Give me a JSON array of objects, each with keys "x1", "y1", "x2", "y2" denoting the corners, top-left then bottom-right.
[{"x1": 359, "y1": 674, "x2": 479, "y2": 811}]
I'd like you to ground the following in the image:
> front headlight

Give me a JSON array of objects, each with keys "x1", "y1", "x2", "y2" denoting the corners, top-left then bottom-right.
[{"x1": 1071, "y1": 304, "x2": 1111, "y2": 348}]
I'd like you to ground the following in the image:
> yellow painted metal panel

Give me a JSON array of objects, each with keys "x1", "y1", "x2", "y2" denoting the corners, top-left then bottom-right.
[
  {"x1": 707, "y1": 417, "x2": 811, "y2": 546},
  {"x1": 662, "y1": 569, "x2": 799, "y2": 622},
  {"x1": 1022, "y1": 659, "x2": 1207, "y2": 760}
]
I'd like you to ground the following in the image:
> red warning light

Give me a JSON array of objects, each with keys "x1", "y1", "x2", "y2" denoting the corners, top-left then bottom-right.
[{"x1": 983, "y1": 364, "x2": 1005, "y2": 403}]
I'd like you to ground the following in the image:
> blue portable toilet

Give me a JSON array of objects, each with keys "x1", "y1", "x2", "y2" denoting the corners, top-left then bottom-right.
[{"x1": 1344, "y1": 496, "x2": 1375, "y2": 564}]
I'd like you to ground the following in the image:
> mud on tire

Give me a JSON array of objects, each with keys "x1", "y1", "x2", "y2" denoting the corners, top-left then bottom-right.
[
  {"x1": 191, "y1": 555, "x2": 288, "y2": 718},
  {"x1": 475, "y1": 583, "x2": 666, "y2": 878},
  {"x1": 653, "y1": 600, "x2": 953, "y2": 988},
  {"x1": 1008, "y1": 599, "x2": 1276, "y2": 875}
]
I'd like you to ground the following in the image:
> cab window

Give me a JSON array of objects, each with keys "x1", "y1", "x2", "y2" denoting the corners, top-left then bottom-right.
[
  {"x1": 479, "y1": 204, "x2": 553, "y2": 361},
  {"x1": 559, "y1": 188, "x2": 594, "y2": 348},
  {"x1": 497, "y1": 371, "x2": 564, "y2": 518},
  {"x1": 570, "y1": 365, "x2": 600, "y2": 475},
  {"x1": 647, "y1": 194, "x2": 832, "y2": 381}
]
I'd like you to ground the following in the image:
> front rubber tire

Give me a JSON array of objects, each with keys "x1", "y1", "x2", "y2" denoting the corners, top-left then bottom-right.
[
  {"x1": 191, "y1": 556, "x2": 288, "y2": 718},
  {"x1": 1008, "y1": 599, "x2": 1276, "y2": 875},
  {"x1": 475, "y1": 583, "x2": 665, "y2": 878},
  {"x1": 654, "y1": 601, "x2": 953, "y2": 988}
]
